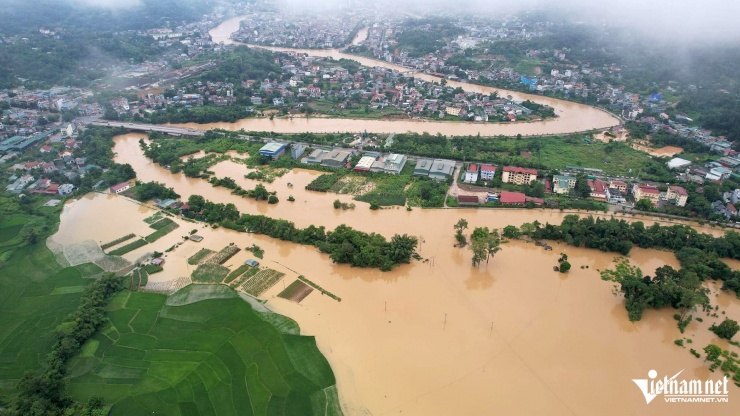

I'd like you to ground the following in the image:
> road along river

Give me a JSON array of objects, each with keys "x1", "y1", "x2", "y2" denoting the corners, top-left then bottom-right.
[
  {"x1": 193, "y1": 17, "x2": 621, "y2": 137},
  {"x1": 66, "y1": 132, "x2": 740, "y2": 415}
]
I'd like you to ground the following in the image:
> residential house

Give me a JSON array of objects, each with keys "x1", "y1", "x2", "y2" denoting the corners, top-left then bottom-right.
[
  {"x1": 632, "y1": 184, "x2": 661, "y2": 206},
  {"x1": 58, "y1": 183, "x2": 74, "y2": 196},
  {"x1": 553, "y1": 175, "x2": 577, "y2": 194},
  {"x1": 588, "y1": 179, "x2": 607, "y2": 200},
  {"x1": 501, "y1": 166, "x2": 538, "y2": 185},
  {"x1": 480, "y1": 164, "x2": 496, "y2": 181},
  {"x1": 609, "y1": 180, "x2": 628, "y2": 193},
  {"x1": 110, "y1": 182, "x2": 130, "y2": 194},
  {"x1": 665, "y1": 186, "x2": 688, "y2": 207},
  {"x1": 606, "y1": 188, "x2": 627, "y2": 204},
  {"x1": 464, "y1": 164, "x2": 479, "y2": 183}
]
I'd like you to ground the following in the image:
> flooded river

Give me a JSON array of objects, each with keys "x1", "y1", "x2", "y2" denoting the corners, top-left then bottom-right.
[
  {"x1": 198, "y1": 18, "x2": 621, "y2": 137},
  {"x1": 68, "y1": 133, "x2": 740, "y2": 415}
]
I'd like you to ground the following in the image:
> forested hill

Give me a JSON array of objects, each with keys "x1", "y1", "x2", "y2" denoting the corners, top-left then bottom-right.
[
  {"x1": 0, "y1": 0, "x2": 223, "y2": 88},
  {"x1": 0, "y1": 0, "x2": 213, "y2": 35}
]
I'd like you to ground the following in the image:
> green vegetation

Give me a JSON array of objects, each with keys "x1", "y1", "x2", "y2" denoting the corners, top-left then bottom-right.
[
  {"x1": 558, "y1": 253, "x2": 571, "y2": 273},
  {"x1": 224, "y1": 264, "x2": 252, "y2": 284},
  {"x1": 702, "y1": 345, "x2": 740, "y2": 387},
  {"x1": 144, "y1": 218, "x2": 180, "y2": 243},
  {"x1": 185, "y1": 195, "x2": 419, "y2": 271},
  {"x1": 132, "y1": 181, "x2": 180, "y2": 202},
  {"x1": 525, "y1": 215, "x2": 740, "y2": 296},
  {"x1": 395, "y1": 18, "x2": 465, "y2": 57},
  {"x1": 387, "y1": 132, "x2": 668, "y2": 179},
  {"x1": 107, "y1": 239, "x2": 148, "y2": 256},
  {"x1": 100, "y1": 234, "x2": 136, "y2": 250},
  {"x1": 454, "y1": 218, "x2": 469, "y2": 246},
  {"x1": 191, "y1": 263, "x2": 230, "y2": 283},
  {"x1": 278, "y1": 280, "x2": 314, "y2": 302},
  {"x1": 710, "y1": 319, "x2": 739, "y2": 340},
  {"x1": 11, "y1": 271, "x2": 125, "y2": 415},
  {"x1": 187, "y1": 248, "x2": 215, "y2": 265},
  {"x1": 469, "y1": 227, "x2": 502, "y2": 267},
  {"x1": 246, "y1": 244, "x2": 265, "y2": 259},
  {"x1": 306, "y1": 171, "x2": 344, "y2": 192},
  {"x1": 65, "y1": 285, "x2": 343, "y2": 414},
  {"x1": 241, "y1": 269, "x2": 286, "y2": 297},
  {"x1": 206, "y1": 244, "x2": 241, "y2": 265},
  {"x1": 601, "y1": 258, "x2": 708, "y2": 322}
]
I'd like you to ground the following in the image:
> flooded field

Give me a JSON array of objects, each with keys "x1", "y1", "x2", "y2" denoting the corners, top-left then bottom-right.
[{"x1": 57, "y1": 133, "x2": 740, "y2": 415}]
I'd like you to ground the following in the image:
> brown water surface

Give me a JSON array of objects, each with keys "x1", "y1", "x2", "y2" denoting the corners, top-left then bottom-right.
[{"x1": 99, "y1": 133, "x2": 740, "y2": 415}]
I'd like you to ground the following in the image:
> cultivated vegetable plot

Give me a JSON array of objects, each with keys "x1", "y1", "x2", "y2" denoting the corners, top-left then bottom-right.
[
  {"x1": 205, "y1": 244, "x2": 240, "y2": 265},
  {"x1": 241, "y1": 268, "x2": 285, "y2": 296},
  {"x1": 278, "y1": 280, "x2": 314, "y2": 303},
  {"x1": 101, "y1": 233, "x2": 136, "y2": 250},
  {"x1": 187, "y1": 248, "x2": 214, "y2": 265}
]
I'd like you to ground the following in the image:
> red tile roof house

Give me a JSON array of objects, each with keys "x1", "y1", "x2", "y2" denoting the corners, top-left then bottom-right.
[
  {"x1": 500, "y1": 191, "x2": 526, "y2": 205},
  {"x1": 588, "y1": 179, "x2": 607, "y2": 200}
]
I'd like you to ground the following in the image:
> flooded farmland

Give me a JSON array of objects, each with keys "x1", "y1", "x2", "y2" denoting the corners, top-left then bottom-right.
[{"x1": 50, "y1": 133, "x2": 740, "y2": 415}]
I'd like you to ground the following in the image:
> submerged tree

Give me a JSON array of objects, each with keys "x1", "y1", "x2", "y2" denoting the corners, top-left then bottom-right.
[
  {"x1": 454, "y1": 218, "x2": 469, "y2": 246},
  {"x1": 469, "y1": 227, "x2": 502, "y2": 267}
]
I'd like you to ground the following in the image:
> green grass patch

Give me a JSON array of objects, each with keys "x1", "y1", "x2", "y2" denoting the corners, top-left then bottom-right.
[
  {"x1": 191, "y1": 263, "x2": 230, "y2": 283},
  {"x1": 187, "y1": 248, "x2": 214, "y2": 265},
  {"x1": 108, "y1": 239, "x2": 149, "y2": 256}
]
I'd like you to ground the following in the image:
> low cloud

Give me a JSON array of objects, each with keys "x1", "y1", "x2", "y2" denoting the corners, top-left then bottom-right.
[{"x1": 69, "y1": 0, "x2": 143, "y2": 10}]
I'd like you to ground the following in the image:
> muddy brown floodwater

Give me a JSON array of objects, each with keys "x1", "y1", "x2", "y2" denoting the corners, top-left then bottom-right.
[
  {"x1": 97, "y1": 133, "x2": 740, "y2": 415},
  {"x1": 196, "y1": 18, "x2": 621, "y2": 137}
]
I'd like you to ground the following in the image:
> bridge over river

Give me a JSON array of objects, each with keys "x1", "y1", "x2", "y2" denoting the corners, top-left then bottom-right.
[{"x1": 88, "y1": 121, "x2": 205, "y2": 137}]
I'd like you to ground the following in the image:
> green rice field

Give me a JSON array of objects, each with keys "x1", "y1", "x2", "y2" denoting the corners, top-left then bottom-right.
[{"x1": 67, "y1": 285, "x2": 342, "y2": 415}]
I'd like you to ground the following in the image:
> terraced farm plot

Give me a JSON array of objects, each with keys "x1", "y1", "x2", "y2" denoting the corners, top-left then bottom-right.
[
  {"x1": 67, "y1": 285, "x2": 341, "y2": 416},
  {"x1": 241, "y1": 269, "x2": 285, "y2": 297},
  {"x1": 228, "y1": 266, "x2": 260, "y2": 288},
  {"x1": 187, "y1": 248, "x2": 215, "y2": 265},
  {"x1": 206, "y1": 244, "x2": 241, "y2": 265},
  {"x1": 278, "y1": 280, "x2": 314, "y2": 303}
]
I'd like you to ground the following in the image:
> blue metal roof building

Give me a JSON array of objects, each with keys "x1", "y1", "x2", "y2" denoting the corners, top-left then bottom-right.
[{"x1": 259, "y1": 142, "x2": 287, "y2": 159}]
